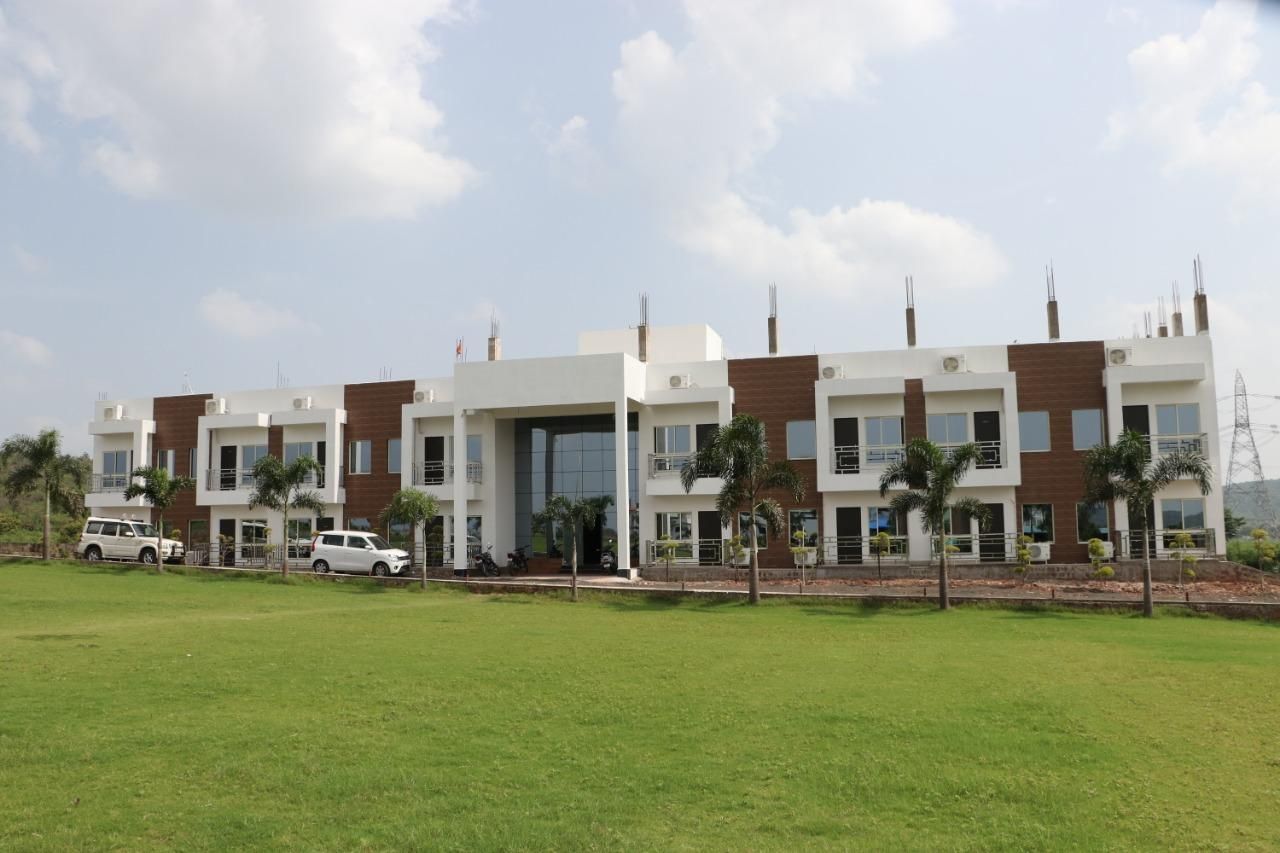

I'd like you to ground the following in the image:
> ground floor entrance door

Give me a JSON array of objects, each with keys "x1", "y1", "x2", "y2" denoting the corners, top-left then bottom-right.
[
  {"x1": 697, "y1": 510, "x2": 721, "y2": 564},
  {"x1": 979, "y1": 503, "x2": 1005, "y2": 562},
  {"x1": 836, "y1": 507, "x2": 862, "y2": 564},
  {"x1": 218, "y1": 519, "x2": 235, "y2": 566}
]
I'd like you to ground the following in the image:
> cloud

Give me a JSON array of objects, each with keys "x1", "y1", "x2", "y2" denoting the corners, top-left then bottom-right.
[
  {"x1": 542, "y1": 114, "x2": 605, "y2": 190},
  {"x1": 600, "y1": 0, "x2": 1006, "y2": 295},
  {"x1": 11, "y1": 243, "x2": 46, "y2": 275},
  {"x1": 198, "y1": 289, "x2": 313, "y2": 338},
  {"x1": 0, "y1": 0, "x2": 476, "y2": 219},
  {"x1": 0, "y1": 329, "x2": 52, "y2": 366},
  {"x1": 1106, "y1": 0, "x2": 1280, "y2": 207}
]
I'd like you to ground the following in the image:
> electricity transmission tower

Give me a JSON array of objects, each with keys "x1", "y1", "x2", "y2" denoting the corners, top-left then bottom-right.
[{"x1": 1226, "y1": 370, "x2": 1278, "y2": 532}]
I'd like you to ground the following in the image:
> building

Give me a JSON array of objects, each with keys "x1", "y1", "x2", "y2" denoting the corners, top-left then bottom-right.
[{"x1": 85, "y1": 291, "x2": 1224, "y2": 576}]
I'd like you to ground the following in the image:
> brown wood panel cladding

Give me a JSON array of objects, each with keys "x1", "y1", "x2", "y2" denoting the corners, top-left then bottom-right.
[
  {"x1": 152, "y1": 393, "x2": 212, "y2": 543},
  {"x1": 267, "y1": 426, "x2": 283, "y2": 460},
  {"x1": 727, "y1": 356, "x2": 819, "y2": 568},
  {"x1": 343, "y1": 380, "x2": 415, "y2": 530},
  {"x1": 1008, "y1": 341, "x2": 1108, "y2": 563},
  {"x1": 904, "y1": 379, "x2": 926, "y2": 440}
]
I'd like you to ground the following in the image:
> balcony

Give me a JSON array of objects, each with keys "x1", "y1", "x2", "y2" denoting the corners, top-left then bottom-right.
[
  {"x1": 829, "y1": 444, "x2": 905, "y2": 475},
  {"x1": 1112, "y1": 528, "x2": 1216, "y2": 559},
  {"x1": 205, "y1": 466, "x2": 335, "y2": 492},
  {"x1": 411, "y1": 461, "x2": 482, "y2": 487},
  {"x1": 91, "y1": 473, "x2": 131, "y2": 493},
  {"x1": 1152, "y1": 433, "x2": 1206, "y2": 457},
  {"x1": 649, "y1": 452, "x2": 694, "y2": 478},
  {"x1": 937, "y1": 440, "x2": 1004, "y2": 470}
]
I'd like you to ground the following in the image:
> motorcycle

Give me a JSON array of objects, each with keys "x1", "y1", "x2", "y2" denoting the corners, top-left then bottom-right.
[
  {"x1": 472, "y1": 544, "x2": 500, "y2": 578},
  {"x1": 507, "y1": 545, "x2": 530, "y2": 575},
  {"x1": 600, "y1": 549, "x2": 616, "y2": 573}
]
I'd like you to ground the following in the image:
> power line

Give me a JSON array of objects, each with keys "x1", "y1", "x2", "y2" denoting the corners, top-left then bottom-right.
[{"x1": 1226, "y1": 370, "x2": 1279, "y2": 531}]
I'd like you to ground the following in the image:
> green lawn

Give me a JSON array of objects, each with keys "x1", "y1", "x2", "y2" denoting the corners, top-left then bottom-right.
[{"x1": 2, "y1": 561, "x2": 1278, "y2": 851}]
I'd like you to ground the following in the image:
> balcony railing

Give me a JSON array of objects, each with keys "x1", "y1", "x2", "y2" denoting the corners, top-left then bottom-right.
[
  {"x1": 91, "y1": 473, "x2": 131, "y2": 492},
  {"x1": 937, "y1": 440, "x2": 1004, "y2": 470},
  {"x1": 411, "y1": 461, "x2": 483, "y2": 486},
  {"x1": 832, "y1": 445, "x2": 861, "y2": 474},
  {"x1": 1110, "y1": 528, "x2": 1216, "y2": 560},
  {"x1": 206, "y1": 467, "x2": 332, "y2": 491},
  {"x1": 830, "y1": 444, "x2": 905, "y2": 474},
  {"x1": 645, "y1": 538, "x2": 734, "y2": 565},
  {"x1": 818, "y1": 535, "x2": 910, "y2": 564},
  {"x1": 649, "y1": 452, "x2": 694, "y2": 478},
  {"x1": 1152, "y1": 433, "x2": 1206, "y2": 457}
]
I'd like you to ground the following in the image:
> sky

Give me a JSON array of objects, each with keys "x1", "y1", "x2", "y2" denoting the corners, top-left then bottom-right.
[{"x1": 1, "y1": 0, "x2": 1279, "y2": 474}]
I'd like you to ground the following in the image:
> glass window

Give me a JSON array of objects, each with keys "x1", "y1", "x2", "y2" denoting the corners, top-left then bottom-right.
[
  {"x1": 241, "y1": 520, "x2": 267, "y2": 544},
  {"x1": 348, "y1": 517, "x2": 372, "y2": 532},
  {"x1": 788, "y1": 509, "x2": 819, "y2": 547},
  {"x1": 349, "y1": 440, "x2": 371, "y2": 475},
  {"x1": 656, "y1": 512, "x2": 692, "y2": 540},
  {"x1": 467, "y1": 516, "x2": 482, "y2": 545},
  {"x1": 868, "y1": 507, "x2": 905, "y2": 537},
  {"x1": 1021, "y1": 504, "x2": 1054, "y2": 543},
  {"x1": 345, "y1": 535, "x2": 369, "y2": 549},
  {"x1": 388, "y1": 521, "x2": 412, "y2": 548},
  {"x1": 387, "y1": 439, "x2": 401, "y2": 474},
  {"x1": 286, "y1": 518, "x2": 312, "y2": 542},
  {"x1": 654, "y1": 425, "x2": 691, "y2": 454},
  {"x1": 738, "y1": 512, "x2": 768, "y2": 549},
  {"x1": 189, "y1": 519, "x2": 209, "y2": 546},
  {"x1": 466, "y1": 435, "x2": 482, "y2": 463},
  {"x1": 1071, "y1": 410, "x2": 1103, "y2": 451},
  {"x1": 320, "y1": 533, "x2": 344, "y2": 547},
  {"x1": 100, "y1": 521, "x2": 119, "y2": 537},
  {"x1": 1018, "y1": 411, "x2": 1050, "y2": 452},
  {"x1": 242, "y1": 445, "x2": 268, "y2": 469},
  {"x1": 1155, "y1": 403, "x2": 1200, "y2": 436},
  {"x1": 786, "y1": 421, "x2": 817, "y2": 459},
  {"x1": 1162, "y1": 498, "x2": 1205, "y2": 530},
  {"x1": 1076, "y1": 502, "x2": 1109, "y2": 542},
  {"x1": 86, "y1": 521, "x2": 103, "y2": 535},
  {"x1": 284, "y1": 442, "x2": 312, "y2": 465},
  {"x1": 865, "y1": 416, "x2": 903, "y2": 447},
  {"x1": 102, "y1": 450, "x2": 129, "y2": 486},
  {"x1": 155, "y1": 449, "x2": 175, "y2": 475},
  {"x1": 926, "y1": 413, "x2": 968, "y2": 444}
]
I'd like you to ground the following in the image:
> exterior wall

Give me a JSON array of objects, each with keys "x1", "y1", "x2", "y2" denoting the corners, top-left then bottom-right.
[
  {"x1": 1008, "y1": 341, "x2": 1108, "y2": 563},
  {"x1": 727, "y1": 355, "x2": 819, "y2": 568},
  {"x1": 152, "y1": 393, "x2": 212, "y2": 544},
  {"x1": 343, "y1": 380, "x2": 416, "y2": 532}
]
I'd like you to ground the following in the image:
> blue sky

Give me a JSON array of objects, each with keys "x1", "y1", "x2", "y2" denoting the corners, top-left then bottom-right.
[{"x1": 2, "y1": 0, "x2": 1279, "y2": 471}]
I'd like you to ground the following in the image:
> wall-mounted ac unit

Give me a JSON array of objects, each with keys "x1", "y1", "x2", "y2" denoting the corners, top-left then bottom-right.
[
  {"x1": 414, "y1": 389, "x2": 435, "y2": 404},
  {"x1": 1108, "y1": 347, "x2": 1133, "y2": 367},
  {"x1": 103, "y1": 405, "x2": 123, "y2": 421},
  {"x1": 1027, "y1": 542, "x2": 1051, "y2": 563},
  {"x1": 292, "y1": 396, "x2": 312, "y2": 410},
  {"x1": 668, "y1": 374, "x2": 691, "y2": 389},
  {"x1": 1098, "y1": 541, "x2": 1115, "y2": 559},
  {"x1": 820, "y1": 365, "x2": 844, "y2": 380},
  {"x1": 205, "y1": 398, "x2": 227, "y2": 416},
  {"x1": 941, "y1": 354, "x2": 967, "y2": 374}
]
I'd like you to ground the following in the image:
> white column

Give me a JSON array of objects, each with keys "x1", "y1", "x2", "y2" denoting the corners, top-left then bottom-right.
[
  {"x1": 453, "y1": 410, "x2": 468, "y2": 573},
  {"x1": 614, "y1": 396, "x2": 633, "y2": 578}
]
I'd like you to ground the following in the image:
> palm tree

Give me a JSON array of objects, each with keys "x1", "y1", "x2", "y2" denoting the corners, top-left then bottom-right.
[
  {"x1": 532, "y1": 493, "x2": 614, "y2": 602},
  {"x1": 122, "y1": 465, "x2": 196, "y2": 570},
  {"x1": 247, "y1": 454, "x2": 325, "y2": 578},
  {"x1": 0, "y1": 429, "x2": 86, "y2": 560},
  {"x1": 1083, "y1": 428, "x2": 1212, "y2": 617},
  {"x1": 878, "y1": 438, "x2": 990, "y2": 611},
  {"x1": 680, "y1": 414, "x2": 805, "y2": 605},
  {"x1": 381, "y1": 488, "x2": 440, "y2": 589}
]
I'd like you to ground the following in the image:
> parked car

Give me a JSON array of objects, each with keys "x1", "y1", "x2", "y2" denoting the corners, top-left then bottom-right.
[
  {"x1": 76, "y1": 517, "x2": 185, "y2": 565},
  {"x1": 310, "y1": 531, "x2": 411, "y2": 576}
]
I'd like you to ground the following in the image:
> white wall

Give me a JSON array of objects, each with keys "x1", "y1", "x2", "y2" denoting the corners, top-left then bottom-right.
[{"x1": 578, "y1": 324, "x2": 724, "y2": 363}]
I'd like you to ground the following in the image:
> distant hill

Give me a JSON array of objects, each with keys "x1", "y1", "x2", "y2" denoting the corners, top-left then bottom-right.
[{"x1": 1224, "y1": 479, "x2": 1280, "y2": 532}]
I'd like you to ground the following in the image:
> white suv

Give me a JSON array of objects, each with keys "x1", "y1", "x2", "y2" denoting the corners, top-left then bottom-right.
[
  {"x1": 76, "y1": 517, "x2": 186, "y2": 565},
  {"x1": 310, "y1": 531, "x2": 411, "y2": 576}
]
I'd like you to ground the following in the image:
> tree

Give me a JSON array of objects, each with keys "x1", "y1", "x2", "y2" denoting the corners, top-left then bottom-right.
[
  {"x1": 1169, "y1": 531, "x2": 1198, "y2": 587},
  {"x1": 122, "y1": 465, "x2": 195, "y2": 570},
  {"x1": 381, "y1": 488, "x2": 440, "y2": 589},
  {"x1": 871, "y1": 530, "x2": 891, "y2": 585},
  {"x1": 247, "y1": 455, "x2": 325, "y2": 578},
  {"x1": 878, "y1": 438, "x2": 990, "y2": 611},
  {"x1": 1250, "y1": 528, "x2": 1276, "y2": 571},
  {"x1": 656, "y1": 533, "x2": 681, "y2": 583},
  {"x1": 1083, "y1": 428, "x2": 1212, "y2": 618},
  {"x1": 1223, "y1": 507, "x2": 1247, "y2": 540},
  {"x1": 532, "y1": 494, "x2": 614, "y2": 602},
  {"x1": 1, "y1": 430, "x2": 87, "y2": 560},
  {"x1": 681, "y1": 414, "x2": 805, "y2": 605},
  {"x1": 1013, "y1": 534, "x2": 1033, "y2": 582}
]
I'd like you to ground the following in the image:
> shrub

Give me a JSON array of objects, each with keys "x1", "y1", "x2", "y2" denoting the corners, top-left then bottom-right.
[{"x1": 1092, "y1": 565, "x2": 1115, "y2": 580}]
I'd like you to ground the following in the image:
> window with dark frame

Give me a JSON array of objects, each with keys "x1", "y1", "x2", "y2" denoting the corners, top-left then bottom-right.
[{"x1": 1021, "y1": 504, "x2": 1054, "y2": 543}]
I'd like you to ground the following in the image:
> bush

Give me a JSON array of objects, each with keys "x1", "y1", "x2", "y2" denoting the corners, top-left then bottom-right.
[
  {"x1": 1092, "y1": 565, "x2": 1115, "y2": 580},
  {"x1": 1228, "y1": 539, "x2": 1279, "y2": 572}
]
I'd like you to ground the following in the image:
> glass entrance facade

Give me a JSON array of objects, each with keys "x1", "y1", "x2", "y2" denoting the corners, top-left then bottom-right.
[{"x1": 514, "y1": 414, "x2": 639, "y2": 563}]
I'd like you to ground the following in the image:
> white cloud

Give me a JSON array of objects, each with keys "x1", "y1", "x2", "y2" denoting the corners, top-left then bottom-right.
[
  {"x1": 0, "y1": 0, "x2": 476, "y2": 219},
  {"x1": 11, "y1": 243, "x2": 46, "y2": 275},
  {"x1": 1107, "y1": 0, "x2": 1280, "y2": 206},
  {"x1": 198, "y1": 289, "x2": 313, "y2": 339},
  {"x1": 0, "y1": 329, "x2": 52, "y2": 366},
  {"x1": 602, "y1": 0, "x2": 1006, "y2": 295}
]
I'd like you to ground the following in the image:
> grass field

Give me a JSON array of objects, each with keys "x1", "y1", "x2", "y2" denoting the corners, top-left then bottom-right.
[{"x1": 2, "y1": 560, "x2": 1278, "y2": 851}]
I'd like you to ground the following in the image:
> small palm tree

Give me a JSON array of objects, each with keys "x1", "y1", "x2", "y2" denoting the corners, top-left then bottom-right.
[
  {"x1": 681, "y1": 415, "x2": 805, "y2": 605},
  {"x1": 122, "y1": 466, "x2": 196, "y2": 570},
  {"x1": 381, "y1": 488, "x2": 440, "y2": 589},
  {"x1": 871, "y1": 530, "x2": 891, "y2": 585},
  {"x1": 0, "y1": 430, "x2": 86, "y2": 560},
  {"x1": 247, "y1": 455, "x2": 325, "y2": 578},
  {"x1": 1083, "y1": 428, "x2": 1212, "y2": 618},
  {"x1": 878, "y1": 438, "x2": 990, "y2": 611},
  {"x1": 532, "y1": 494, "x2": 613, "y2": 602}
]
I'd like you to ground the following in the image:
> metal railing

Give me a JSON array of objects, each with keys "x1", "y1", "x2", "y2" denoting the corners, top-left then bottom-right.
[
  {"x1": 205, "y1": 467, "x2": 331, "y2": 491},
  {"x1": 91, "y1": 473, "x2": 131, "y2": 492},
  {"x1": 926, "y1": 532, "x2": 1030, "y2": 563},
  {"x1": 1110, "y1": 528, "x2": 1216, "y2": 560},
  {"x1": 1152, "y1": 433, "x2": 1206, "y2": 457},
  {"x1": 645, "y1": 538, "x2": 738, "y2": 566},
  {"x1": 649, "y1": 452, "x2": 694, "y2": 478},
  {"x1": 818, "y1": 535, "x2": 910, "y2": 564},
  {"x1": 411, "y1": 461, "x2": 483, "y2": 486},
  {"x1": 832, "y1": 445, "x2": 861, "y2": 474},
  {"x1": 829, "y1": 444, "x2": 904, "y2": 473},
  {"x1": 936, "y1": 440, "x2": 1004, "y2": 469}
]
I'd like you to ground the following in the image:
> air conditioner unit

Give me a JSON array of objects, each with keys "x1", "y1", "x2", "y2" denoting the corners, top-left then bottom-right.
[
  {"x1": 668, "y1": 374, "x2": 691, "y2": 389},
  {"x1": 820, "y1": 365, "x2": 844, "y2": 380},
  {"x1": 205, "y1": 398, "x2": 227, "y2": 416},
  {"x1": 1108, "y1": 347, "x2": 1133, "y2": 367},
  {"x1": 292, "y1": 396, "x2": 312, "y2": 410},
  {"x1": 1098, "y1": 541, "x2": 1115, "y2": 559},
  {"x1": 1027, "y1": 542, "x2": 1051, "y2": 563},
  {"x1": 103, "y1": 405, "x2": 123, "y2": 421},
  {"x1": 414, "y1": 389, "x2": 435, "y2": 404},
  {"x1": 941, "y1": 355, "x2": 967, "y2": 374}
]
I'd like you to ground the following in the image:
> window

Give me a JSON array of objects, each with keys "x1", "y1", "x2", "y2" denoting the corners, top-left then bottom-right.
[
  {"x1": 466, "y1": 435, "x2": 482, "y2": 463},
  {"x1": 188, "y1": 448, "x2": 196, "y2": 477},
  {"x1": 100, "y1": 521, "x2": 119, "y2": 537},
  {"x1": 1076, "y1": 502, "x2": 1109, "y2": 543},
  {"x1": 349, "y1": 440, "x2": 371, "y2": 475},
  {"x1": 738, "y1": 512, "x2": 768, "y2": 548},
  {"x1": 656, "y1": 512, "x2": 692, "y2": 540},
  {"x1": 348, "y1": 517, "x2": 372, "y2": 532},
  {"x1": 789, "y1": 509, "x2": 819, "y2": 547},
  {"x1": 345, "y1": 535, "x2": 370, "y2": 549},
  {"x1": 1071, "y1": 409, "x2": 1103, "y2": 451},
  {"x1": 1018, "y1": 411, "x2": 1050, "y2": 452},
  {"x1": 286, "y1": 518, "x2": 312, "y2": 543},
  {"x1": 1155, "y1": 403, "x2": 1200, "y2": 436},
  {"x1": 189, "y1": 519, "x2": 209, "y2": 546},
  {"x1": 654, "y1": 425, "x2": 691, "y2": 454},
  {"x1": 241, "y1": 520, "x2": 267, "y2": 545},
  {"x1": 467, "y1": 516, "x2": 483, "y2": 546},
  {"x1": 320, "y1": 533, "x2": 344, "y2": 547},
  {"x1": 86, "y1": 521, "x2": 103, "y2": 535},
  {"x1": 865, "y1": 416, "x2": 904, "y2": 465},
  {"x1": 1021, "y1": 504, "x2": 1054, "y2": 543},
  {"x1": 284, "y1": 442, "x2": 312, "y2": 464},
  {"x1": 786, "y1": 421, "x2": 817, "y2": 459},
  {"x1": 387, "y1": 438, "x2": 401, "y2": 474},
  {"x1": 102, "y1": 450, "x2": 129, "y2": 488},
  {"x1": 388, "y1": 521, "x2": 412, "y2": 549},
  {"x1": 242, "y1": 445, "x2": 268, "y2": 486},
  {"x1": 868, "y1": 507, "x2": 906, "y2": 537},
  {"x1": 1162, "y1": 498, "x2": 1205, "y2": 531},
  {"x1": 155, "y1": 449, "x2": 175, "y2": 475},
  {"x1": 316, "y1": 517, "x2": 335, "y2": 532},
  {"x1": 926, "y1": 413, "x2": 968, "y2": 444}
]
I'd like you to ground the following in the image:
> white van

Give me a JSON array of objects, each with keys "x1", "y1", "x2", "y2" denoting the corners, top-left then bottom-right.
[
  {"x1": 76, "y1": 517, "x2": 186, "y2": 565},
  {"x1": 310, "y1": 531, "x2": 411, "y2": 576}
]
